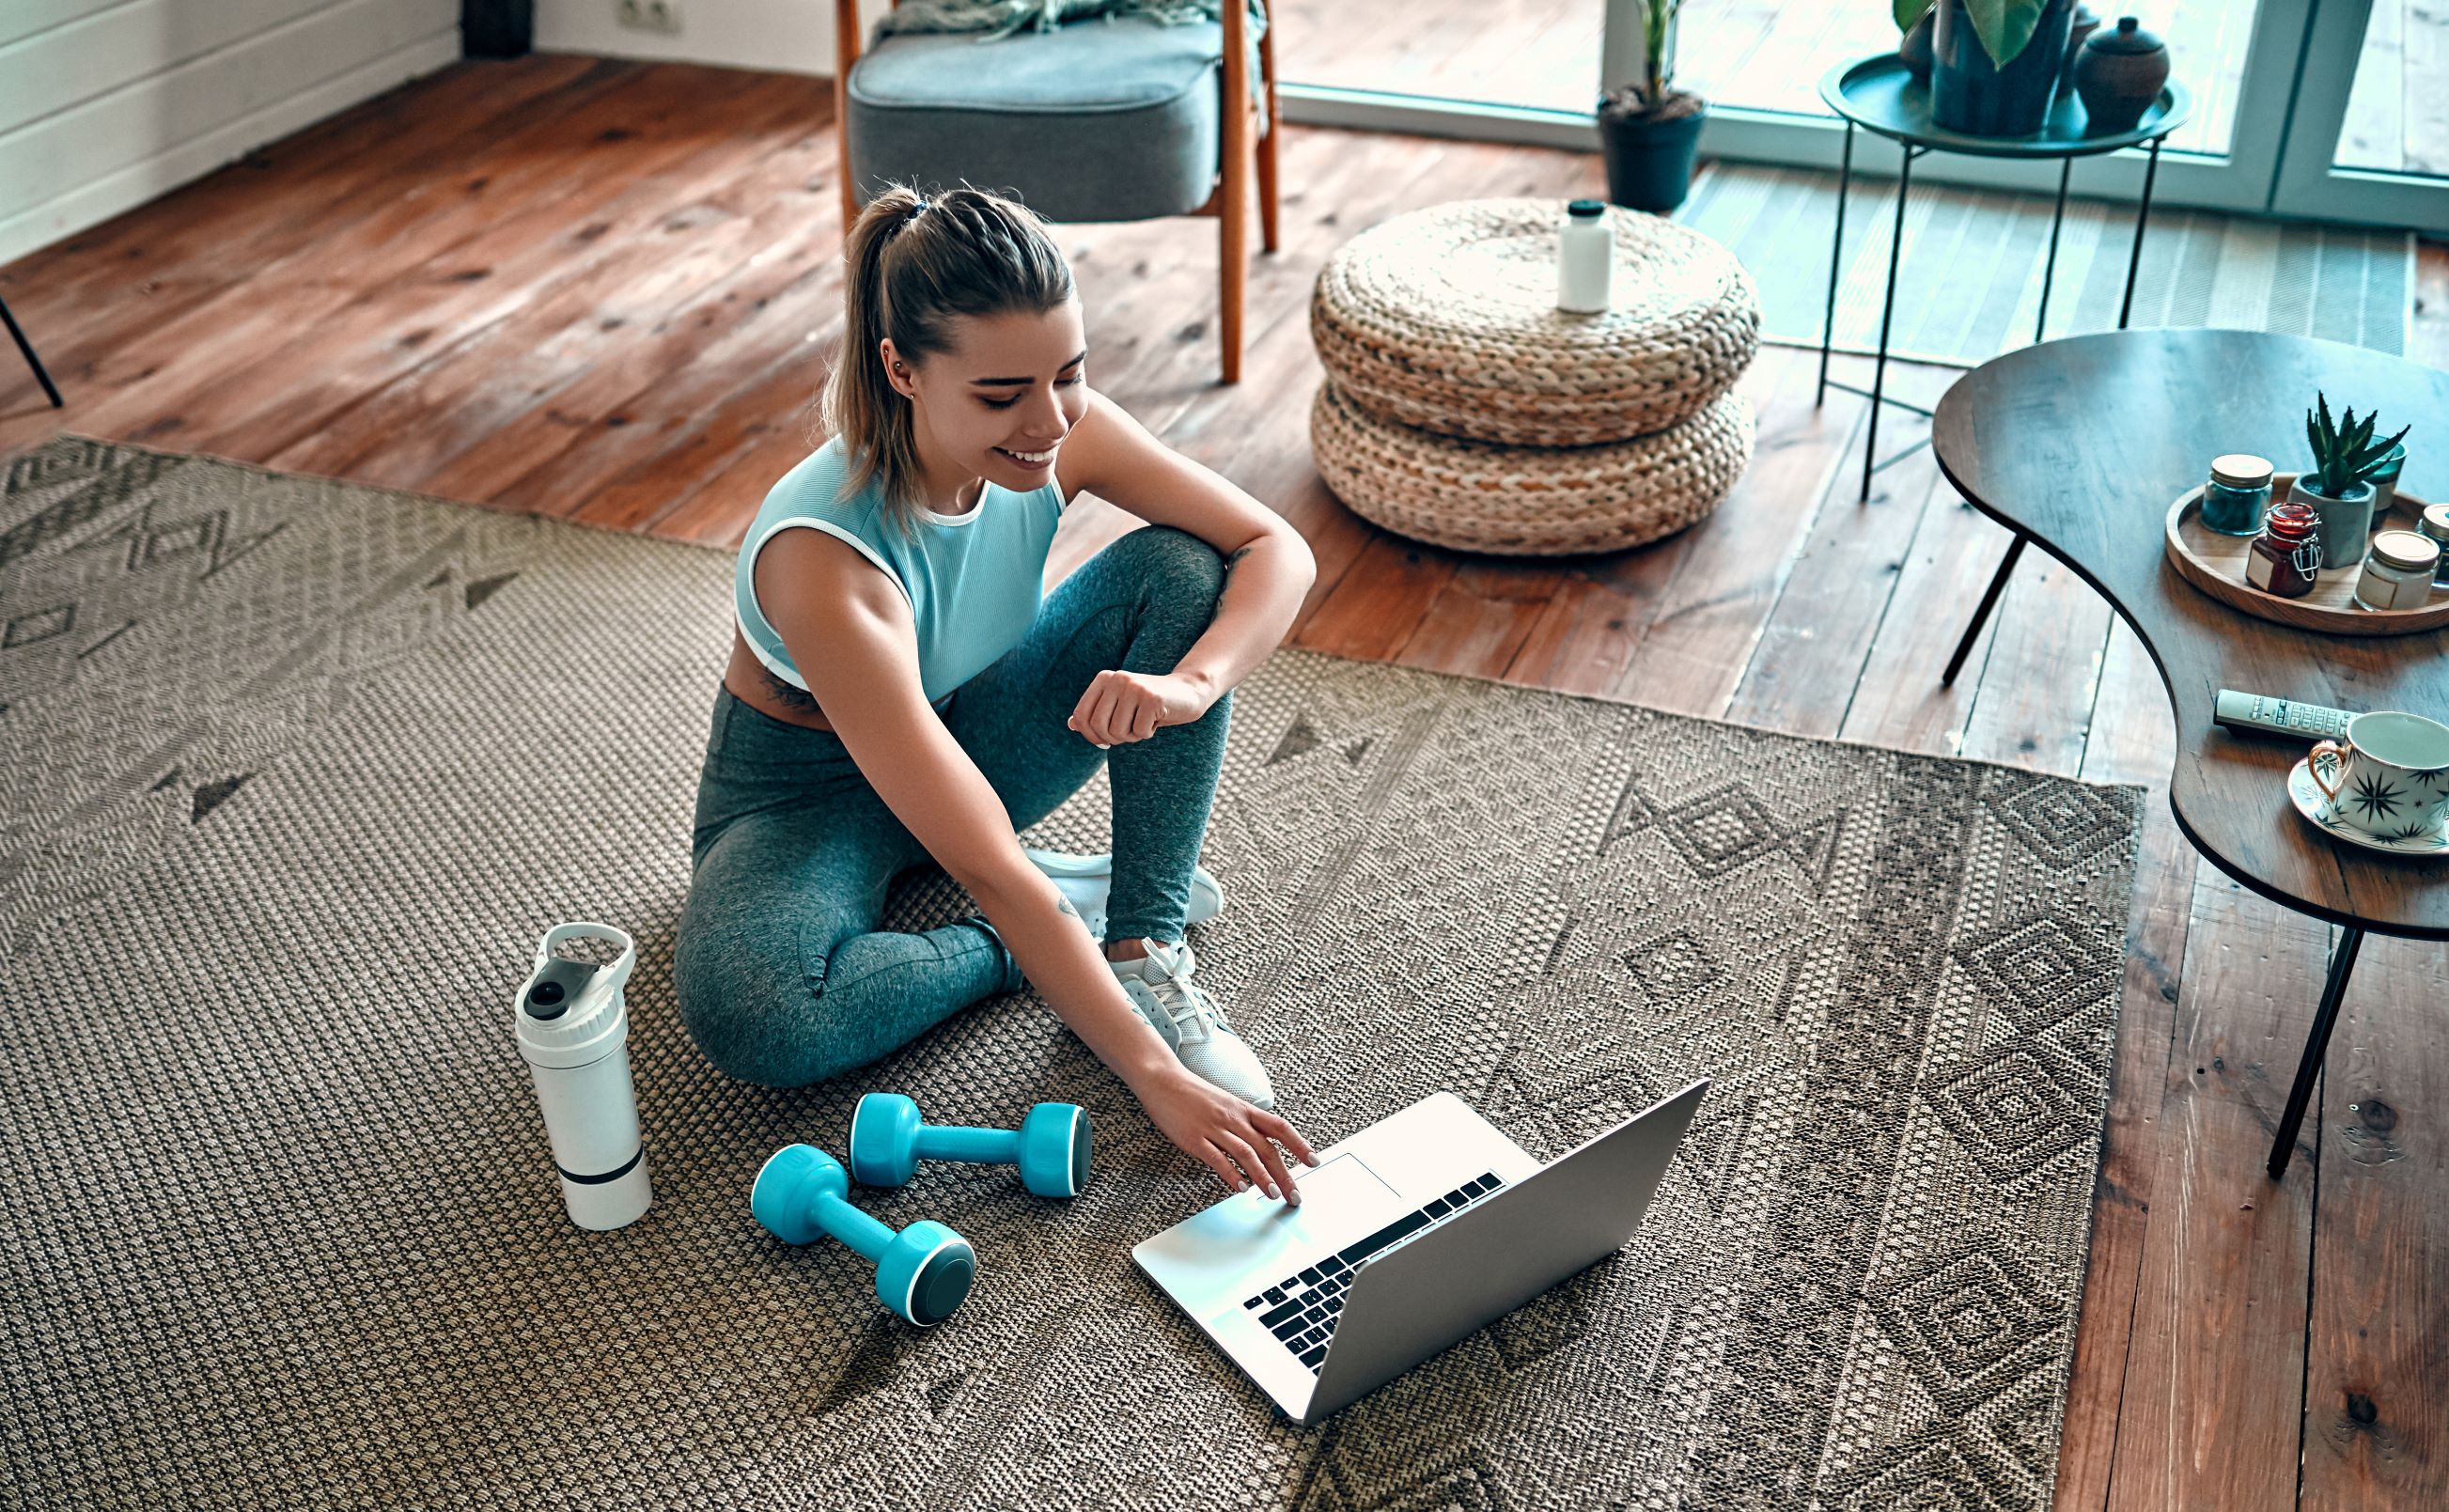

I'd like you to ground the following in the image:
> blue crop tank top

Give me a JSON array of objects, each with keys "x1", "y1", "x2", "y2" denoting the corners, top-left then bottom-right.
[{"x1": 735, "y1": 435, "x2": 1067, "y2": 707}]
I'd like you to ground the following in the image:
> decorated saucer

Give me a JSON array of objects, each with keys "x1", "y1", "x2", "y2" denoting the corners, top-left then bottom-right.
[{"x1": 2287, "y1": 756, "x2": 2449, "y2": 856}]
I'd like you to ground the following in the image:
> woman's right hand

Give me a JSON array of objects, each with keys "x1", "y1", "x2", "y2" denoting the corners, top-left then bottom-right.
[{"x1": 1133, "y1": 1066, "x2": 1319, "y2": 1203}]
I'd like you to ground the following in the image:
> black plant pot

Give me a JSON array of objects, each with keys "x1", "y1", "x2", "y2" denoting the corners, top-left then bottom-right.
[
  {"x1": 1931, "y1": 0, "x2": 2075, "y2": 135},
  {"x1": 1599, "y1": 99, "x2": 1708, "y2": 214}
]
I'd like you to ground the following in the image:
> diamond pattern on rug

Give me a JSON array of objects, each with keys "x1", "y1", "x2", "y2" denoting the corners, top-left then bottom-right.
[
  {"x1": 1872, "y1": 1248, "x2": 2067, "y2": 1414},
  {"x1": 0, "y1": 438, "x2": 2143, "y2": 1511},
  {"x1": 1926, "y1": 1044, "x2": 2095, "y2": 1186},
  {"x1": 1649, "y1": 780, "x2": 1788, "y2": 879},
  {"x1": 1955, "y1": 913, "x2": 2124, "y2": 1038},
  {"x1": 1983, "y1": 769, "x2": 2138, "y2": 871}
]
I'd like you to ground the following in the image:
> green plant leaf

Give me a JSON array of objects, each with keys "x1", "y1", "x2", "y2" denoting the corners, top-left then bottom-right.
[
  {"x1": 2308, "y1": 394, "x2": 2363, "y2": 494},
  {"x1": 1963, "y1": 0, "x2": 2048, "y2": 68},
  {"x1": 2351, "y1": 422, "x2": 2411, "y2": 479},
  {"x1": 1895, "y1": 0, "x2": 1933, "y2": 30}
]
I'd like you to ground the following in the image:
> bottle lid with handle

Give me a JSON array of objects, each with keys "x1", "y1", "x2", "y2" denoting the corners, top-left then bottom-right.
[{"x1": 516, "y1": 922, "x2": 636, "y2": 1070}]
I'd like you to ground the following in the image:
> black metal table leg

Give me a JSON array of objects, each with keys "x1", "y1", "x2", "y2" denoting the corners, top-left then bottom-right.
[
  {"x1": 1, "y1": 293, "x2": 65, "y2": 409},
  {"x1": 1817, "y1": 121, "x2": 1856, "y2": 409},
  {"x1": 2268, "y1": 926, "x2": 2363, "y2": 1178},
  {"x1": 1862, "y1": 145, "x2": 1917, "y2": 502},
  {"x1": 2034, "y1": 158, "x2": 2073, "y2": 344},
  {"x1": 1942, "y1": 534, "x2": 2024, "y2": 686},
  {"x1": 2116, "y1": 134, "x2": 2165, "y2": 331}
]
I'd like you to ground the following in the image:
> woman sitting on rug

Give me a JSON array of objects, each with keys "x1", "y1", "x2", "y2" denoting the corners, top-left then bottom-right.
[{"x1": 675, "y1": 183, "x2": 1318, "y2": 1204}]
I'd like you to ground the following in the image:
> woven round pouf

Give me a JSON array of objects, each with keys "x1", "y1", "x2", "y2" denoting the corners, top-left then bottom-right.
[
  {"x1": 1312, "y1": 197, "x2": 1758, "y2": 447},
  {"x1": 1310, "y1": 377, "x2": 1755, "y2": 556}
]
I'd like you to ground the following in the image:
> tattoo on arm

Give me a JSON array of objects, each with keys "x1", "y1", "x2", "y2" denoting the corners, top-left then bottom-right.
[{"x1": 1224, "y1": 543, "x2": 1257, "y2": 574}]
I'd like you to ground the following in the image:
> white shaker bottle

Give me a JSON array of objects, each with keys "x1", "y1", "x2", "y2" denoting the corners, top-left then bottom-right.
[
  {"x1": 1557, "y1": 198, "x2": 1613, "y2": 313},
  {"x1": 514, "y1": 922, "x2": 652, "y2": 1230}
]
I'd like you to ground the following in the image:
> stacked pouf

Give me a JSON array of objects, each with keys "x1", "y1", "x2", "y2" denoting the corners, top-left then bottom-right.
[{"x1": 1310, "y1": 197, "x2": 1761, "y2": 556}]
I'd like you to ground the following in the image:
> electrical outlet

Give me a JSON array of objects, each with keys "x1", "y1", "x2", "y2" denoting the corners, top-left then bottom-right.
[{"x1": 616, "y1": 0, "x2": 681, "y2": 34}]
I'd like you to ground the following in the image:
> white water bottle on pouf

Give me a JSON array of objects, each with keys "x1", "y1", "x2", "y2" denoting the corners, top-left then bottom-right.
[
  {"x1": 514, "y1": 922, "x2": 653, "y2": 1230},
  {"x1": 1557, "y1": 198, "x2": 1613, "y2": 313}
]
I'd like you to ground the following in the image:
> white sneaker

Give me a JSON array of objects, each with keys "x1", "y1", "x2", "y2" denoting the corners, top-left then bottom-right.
[
  {"x1": 1107, "y1": 938, "x2": 1275, "y2": 1110},
  {"x1": 1023, "y1": 848, "x2": 1224, "y2": 944}
]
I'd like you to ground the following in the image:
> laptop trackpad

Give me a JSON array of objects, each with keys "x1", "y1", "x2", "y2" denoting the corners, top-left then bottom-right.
[
  {"x1": 1142, "y1": 1155, "x2": 1405, "y2": 1318},
  {"x1": 1285, "y1": 1152, "x2": 1402, "y2": 1211}
]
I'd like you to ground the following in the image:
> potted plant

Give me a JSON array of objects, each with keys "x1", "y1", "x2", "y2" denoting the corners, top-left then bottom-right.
[
  {"x1": 2295, "y1": 392, "x2": 2412, "y2": 572},
  {"x1": 1599, "y1": 1, "x2": 1706, "y2": 213},
  {"x1": 1902, "y1": 0, "x2": 2077, "y2": 136}
]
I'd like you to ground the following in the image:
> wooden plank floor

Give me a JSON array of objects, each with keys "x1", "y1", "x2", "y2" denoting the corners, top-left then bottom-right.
[{"x1": 3, "y1": 57, "x2": 2442, "y2": 1512}]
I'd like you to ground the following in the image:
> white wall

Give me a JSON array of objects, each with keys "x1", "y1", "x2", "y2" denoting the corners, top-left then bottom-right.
[
  {"x1": 535, "y1": 0, "x2": 883, "y2": 76},
  {"x1": 0, "y1": 0, "x2": 462, "y2": 267}
]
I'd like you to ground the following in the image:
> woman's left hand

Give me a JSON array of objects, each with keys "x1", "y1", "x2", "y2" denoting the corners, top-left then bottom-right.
[{"x1": 1068, "y1": 670, "x2": 1212, "y2": 747}]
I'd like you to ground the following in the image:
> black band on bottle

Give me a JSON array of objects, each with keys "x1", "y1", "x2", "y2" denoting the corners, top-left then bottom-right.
[{"x1": 558, "y1": 1146, "x2": 644, "y2": 1185}]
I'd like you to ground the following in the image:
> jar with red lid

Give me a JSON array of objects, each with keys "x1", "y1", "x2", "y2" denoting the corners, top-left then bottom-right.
[{"x1": 2245, "y1": 501, "x2": 2322, "y2": 598}]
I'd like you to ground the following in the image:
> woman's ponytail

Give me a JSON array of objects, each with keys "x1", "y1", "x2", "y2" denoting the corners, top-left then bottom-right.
[{"x1": 818, "y1": 180, "x2": 1073, "y2": 541}]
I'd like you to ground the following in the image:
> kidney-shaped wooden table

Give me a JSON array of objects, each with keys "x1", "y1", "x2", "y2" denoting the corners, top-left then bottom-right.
[{"x1": 1931, "y1": 329, "x2": 2449, "y2": 1178}]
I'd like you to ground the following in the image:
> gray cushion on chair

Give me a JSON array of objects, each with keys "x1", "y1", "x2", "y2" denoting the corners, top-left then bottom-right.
[{"x1": 847, "y1": 18, "x2": 1226, "y2": 224}]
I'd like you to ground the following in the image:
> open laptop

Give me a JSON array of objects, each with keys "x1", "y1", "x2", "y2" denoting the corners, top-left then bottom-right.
[{"x1": 1132, "y1": 1078, "x2": 1709, "y2": 1425}]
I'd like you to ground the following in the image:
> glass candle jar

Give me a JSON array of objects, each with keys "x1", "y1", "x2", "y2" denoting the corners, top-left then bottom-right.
[
  {"x1": 2355, "y1": 530, "x2": 2441, "y2": 611},
  {"x1": 2200, "y1": 453, "x2": 2272, "y2": 536},
  {"x1": 2245, "y1": 502, "x2": 2322, "y2": 598},
  {"x1": 2416, "y1": 503, "x2": 2449, "y2": 588}
]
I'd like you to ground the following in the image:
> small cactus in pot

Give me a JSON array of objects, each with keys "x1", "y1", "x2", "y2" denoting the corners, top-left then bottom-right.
[{"x1": 2293, "y1": 392, "x2": 2411, "y2": 571}]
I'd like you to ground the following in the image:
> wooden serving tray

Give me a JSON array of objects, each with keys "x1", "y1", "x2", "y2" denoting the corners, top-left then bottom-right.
[{"x1": 2162, "y1": 474, "x2": 2449, "y2": 636}]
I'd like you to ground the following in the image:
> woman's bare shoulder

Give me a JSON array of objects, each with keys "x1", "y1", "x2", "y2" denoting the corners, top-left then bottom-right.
[{"x1": 755, "y1": 523, "x2": 906, "y2": 620}]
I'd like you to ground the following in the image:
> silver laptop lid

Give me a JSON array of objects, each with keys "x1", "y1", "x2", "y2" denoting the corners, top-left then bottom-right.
[{"x1": 1300, "y1": 1077, "x2": 1710, "y2": 1424}]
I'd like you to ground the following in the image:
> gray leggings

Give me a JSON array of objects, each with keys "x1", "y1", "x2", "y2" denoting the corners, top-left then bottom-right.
[{"x1": 674, "y1": 525, "x2": 1233, "y2": 1088}]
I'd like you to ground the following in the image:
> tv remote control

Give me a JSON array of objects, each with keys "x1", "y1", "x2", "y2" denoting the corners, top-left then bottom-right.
[{"x1": 2212, "y1": 690, "x2": 2355, "y2": 741}]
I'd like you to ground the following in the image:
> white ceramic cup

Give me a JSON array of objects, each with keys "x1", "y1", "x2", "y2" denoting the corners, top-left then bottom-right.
[{"x1": 2308, "y1": 709, "x2": 2449, "y2": 839}]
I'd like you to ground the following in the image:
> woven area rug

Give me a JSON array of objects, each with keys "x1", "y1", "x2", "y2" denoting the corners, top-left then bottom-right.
[{"x1": 0, "y1": 436, "x2": 2143, "y2": 1510}]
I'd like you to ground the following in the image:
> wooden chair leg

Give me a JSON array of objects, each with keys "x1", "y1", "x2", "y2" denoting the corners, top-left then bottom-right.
[
  {"x1": 833, "y1": 39, "x2": 860, "y2": 234},
  {"x1": 1219, "y1": 156, "x2": 1247, "y2": 384},
  {"x1": 1218, "y1": 32, "x2": 1252, "y2": 382},
  {"x1": 1257, "y1": 26, "x2": 1280, "y2": 254},
  {"x1": 1256, "y1": 119, "x2": 1279, "y2": 256}
]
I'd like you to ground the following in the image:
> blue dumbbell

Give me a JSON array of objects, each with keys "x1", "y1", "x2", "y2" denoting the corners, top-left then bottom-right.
[
  {"x1": 849, "y1": 1093, "x2": 1091, "y2": 1198},
  {"x1": 752, "y1": 1145, "x2": 976, "y2": 1326}
]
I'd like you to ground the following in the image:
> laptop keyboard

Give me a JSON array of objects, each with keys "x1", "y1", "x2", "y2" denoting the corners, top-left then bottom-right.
[{"x1": 1240, "y1": 1171, "x2": 1503, "y2": 1373}]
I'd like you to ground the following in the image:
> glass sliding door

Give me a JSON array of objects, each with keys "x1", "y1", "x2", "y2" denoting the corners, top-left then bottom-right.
[
  {"x1": 1676, "y1": 0, "x2": 2314, "y2": 212},
  {"x1": 1267, "y1": 0, "x2": 1667, "y2": 154},
  {"x1": 2273, "y1": 0, "x2": 2449, "y2": 231},
  {"x1": 1269, "y1": 0, "x2": 1609, "y2": 117},
  {"x1": 1265, "y1": 0, "x2": 2441, "y2": 230}
]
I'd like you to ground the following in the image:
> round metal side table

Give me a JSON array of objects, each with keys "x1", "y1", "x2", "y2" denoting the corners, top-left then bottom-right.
[{"x1": 1815, "y1": 54, "x2": 2192, "y2": 501}]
